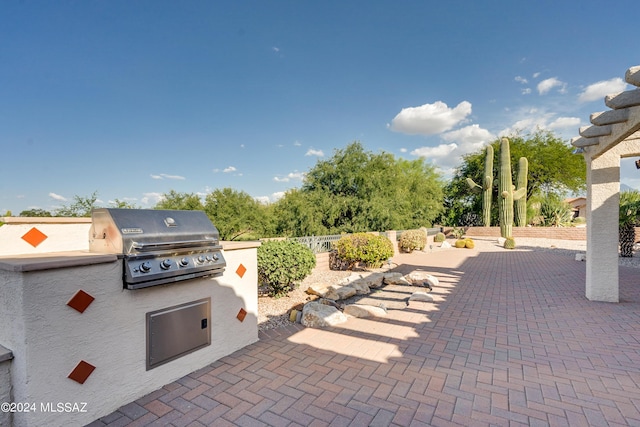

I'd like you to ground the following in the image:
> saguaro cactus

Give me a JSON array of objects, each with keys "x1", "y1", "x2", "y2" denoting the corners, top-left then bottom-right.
[
  {"x1": 515, "y1": 157, "x2": 528, "y2": 227},
  {"x1": 465, "y1": 145, "x2": 494, "y2": 226},
  {"x1": 498, "y1": 138, "x2": 526, "y2": 238}
]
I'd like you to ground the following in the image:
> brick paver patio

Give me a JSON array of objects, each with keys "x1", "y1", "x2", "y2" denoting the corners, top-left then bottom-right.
[{"x1": 90, "y1": 244, "x2": 640, "y2": 426}]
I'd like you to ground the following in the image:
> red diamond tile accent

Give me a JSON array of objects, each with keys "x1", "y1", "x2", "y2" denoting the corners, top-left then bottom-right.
[
  {"x1": 22, "y1": 227, "x2": 48, "y2": 247},
  {"x1": 237, "y1": 308, "x2": 247, "y2": 322},
  {"x1": 236, "y1": 263, "x2": 247, "y2": 278},
  {"x1": 68, "y1": 360, "x2": 96, "y2": 384},
  {"x1": 67, "y1": 290, "x2": 95, "y2": 313}
]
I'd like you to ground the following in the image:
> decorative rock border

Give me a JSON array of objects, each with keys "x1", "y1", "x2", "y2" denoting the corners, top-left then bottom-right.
[{"x1": 299, "y1": 270, "x2": 438, "y2": 328}]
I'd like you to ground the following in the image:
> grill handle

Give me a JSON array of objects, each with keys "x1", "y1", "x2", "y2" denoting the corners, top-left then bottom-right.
[{"x1": 132, "y1": 239, "x2": 220, "y2": 251}]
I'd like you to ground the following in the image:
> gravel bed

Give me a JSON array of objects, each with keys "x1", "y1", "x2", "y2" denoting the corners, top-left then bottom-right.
[
  {"x1": 257, "y1": 269, "x2": 353, "y2": 331},
  {"x1": 257, "y1": 237, "x2": 640, "y2": 331}
]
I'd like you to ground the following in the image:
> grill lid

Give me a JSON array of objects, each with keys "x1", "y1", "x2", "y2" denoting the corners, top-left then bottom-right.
[
  {"x1": 89, "y1": 208, "x2": 221, "y2": 254},
  {"x1": 89, "y1": 208, "x2": 226, "y2": 290}
]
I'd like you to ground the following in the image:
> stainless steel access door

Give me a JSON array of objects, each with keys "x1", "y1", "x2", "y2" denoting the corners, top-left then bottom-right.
[{"x1": 146, "y1": 298, "x2": 211, "y2": 370}]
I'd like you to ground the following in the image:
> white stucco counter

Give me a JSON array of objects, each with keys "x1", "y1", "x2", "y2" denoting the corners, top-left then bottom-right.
[
  {"x1": 0, "y1": 251, "x2": 118, "y2": 272},
  {"x1": 0, "y1": 241, "x2": 260, "y2": 427}
]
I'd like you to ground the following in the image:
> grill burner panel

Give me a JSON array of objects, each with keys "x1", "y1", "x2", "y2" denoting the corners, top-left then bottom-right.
[
  {"x1": 90, "y1": 208, "x2": 226, "y2": 289},
  {"x1": 125, "y1": 249, "x2": 223, "y2": 290}
]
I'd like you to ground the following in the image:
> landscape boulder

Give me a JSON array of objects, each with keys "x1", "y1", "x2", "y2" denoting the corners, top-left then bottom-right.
[
  {"x1": 323, "y1": 285, "x2": 357, "y2": 301},
  {"x1": 344, "y1": 304, "x2": 388, "y2": 318},
  {"x1": 409, "y1": 291, "x2": 434, "y2": 302},
  {"x1": 302, "y1": 301, "x2": 348, "y2": 328},
  {"x1": 383, "y1": 272, "x2": 411, "y2": 286},
  {"x1": 339, "y1": 272, "x2": 384, "y2": 289},
  {"x1": 306, "y1": 284, "x2": 331, "y2": 297},
  {"x1": 348, "y1": 281, "x2": 371, "y2": 295},
  {"x1": 404, "y1": 271, "x2": 438, "y2": 289}
]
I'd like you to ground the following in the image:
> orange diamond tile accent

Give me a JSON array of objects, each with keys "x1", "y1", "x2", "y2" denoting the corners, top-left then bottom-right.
[
  {"x1": 236, "y1": 263, "x2": 247, "y2": 278},
  {"x1": 237, "y1": 308, "x2": 247, "y2": 322},
  {"x1": 22, "y1": 227, "x2": 48, "y2": 247},
  {"x1": 67, "y1": 290, "x2": 95, "y2": 313},
  {"x1": 68, "y1": 360, "x2": 96, "y2": 384}
]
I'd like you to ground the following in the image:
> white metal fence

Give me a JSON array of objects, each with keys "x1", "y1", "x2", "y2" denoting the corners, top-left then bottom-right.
[{"x1": 291, "y1": 228, "x2": 441, "y2": 253}]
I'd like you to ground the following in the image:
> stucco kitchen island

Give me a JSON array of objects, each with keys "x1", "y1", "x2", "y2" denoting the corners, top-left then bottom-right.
[{"x1": 0, "y1": 240, "x2": 259, "y2": 427}]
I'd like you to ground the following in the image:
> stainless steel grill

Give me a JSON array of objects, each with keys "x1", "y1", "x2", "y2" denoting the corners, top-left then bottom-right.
[{"x1": 89, "y1": 208, "x2": 226, "y2": 290}]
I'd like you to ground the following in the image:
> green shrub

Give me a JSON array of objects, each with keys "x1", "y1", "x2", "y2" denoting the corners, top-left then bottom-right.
[
  {"x1": 465, "y1": 238, "x2": 475, "y2": 249},
  {"x1": 504, "y1": 237, "x2": 516, "y2": 249},
  {"x1": 454, "y1": 239, "x2": 467, "y2": 248},
  {"x1": 335, "y1": 233, "x2": 394, "y2": 269},
  {"x1": 434, "y1": 232, "x2": 446, "y2": 243},
  {"x1": 399, "y1": 229, "x2": 427, "y2": 253},
  {"x1": 257, "y1": 240, "x2": 316, "y2": 298}
]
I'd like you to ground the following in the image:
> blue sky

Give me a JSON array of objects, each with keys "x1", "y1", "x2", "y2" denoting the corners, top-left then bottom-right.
[{"x1": 1, "y1": 0, "x2": 638, "y2": 215}]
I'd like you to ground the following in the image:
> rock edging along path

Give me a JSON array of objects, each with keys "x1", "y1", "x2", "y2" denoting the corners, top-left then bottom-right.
[{"x1": 296, "y1": 270, "x2": 440, "y2": 328}]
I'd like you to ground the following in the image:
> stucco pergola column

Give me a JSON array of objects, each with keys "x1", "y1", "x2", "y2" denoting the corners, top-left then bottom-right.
[{"x1": 585, "y1": 150, "x2": 619, "y2": 302}]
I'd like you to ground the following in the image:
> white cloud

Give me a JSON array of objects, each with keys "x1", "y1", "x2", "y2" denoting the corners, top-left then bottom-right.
[
  {"x1": 411, "y1": 143, "x2": 458, "y2": 159},
  {"x1": 498, "y1": 107, "x2": 559, "y2": 136},
  {"x1": 271, "y1": 192, "x2": 285, "y2": 201},
  {"x1": 150, "y1": 173, "x2": 185, "y2": 180},
  {"x1": 256, "y1": 192, "x2": 286, "y2": 204},
  {"x1": 388, "y1": 101, "x2": 472, "y2": 135},
  {"x1": 293, "y1": 141, "x2": 302, "y2": 146},
  {"x1": 273, "y1": 171, "x2": 305, "y2": 183},
  {"x1": 408, "y1": 124, "x2": 493, "y2": 174},
  {"x1": 305, "y1": 148, "x2": 324, "y2": 157},
  {"x1": 141, "y1": 192, "x2": 164, "y2": 206},
  {"x1": 533, "y1": 72, "x2": 541, "y2": 79},
  {"x1": 400, "y1": 148, "x2": 407, "y2": 153},
  {"x1": 578, "y1": 77, "x2": 628, "y2": 103},
  {"x1": 499, "y1": 117, "x2": 547, "y2": 137},
  {"x1": 49, "y1": 192, "x2": 67, "y2": 201},
  {"x1": 442, "y1": 124, "x2": 494, "y2": 153},
  {"x1": 515, "y1": 76, "x2": 528, "y2": 84},
  {"x1": 548, "y1": 116, "x2": 581, "y2": 130},
  {"x1": 223, "y1": 166, "x2": 237, "y2": 173},
  {"x1": 521, "y1": 88, "x2": 532, "y2": 95},
  {"x1": 537, "y1": 77, "x2": 567, "y2": 95}
]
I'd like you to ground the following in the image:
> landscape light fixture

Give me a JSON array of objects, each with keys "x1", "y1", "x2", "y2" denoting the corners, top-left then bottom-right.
[{"x1": 636, "y1": 159, "x2": 640, "y2": 170}]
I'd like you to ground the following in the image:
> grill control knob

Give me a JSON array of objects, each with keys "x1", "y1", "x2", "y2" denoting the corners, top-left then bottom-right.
[
  {"x1": 179, "y1": 257, "x2": 189, "y2": 267},
  {"x1": 206, "y1": 255, "x2": 213, "y2": 262},
  {"x1": 212, "y1": 253, "x2": 219, "y2": 261},
  {"x1": 197, "y1": 255, "x2": 206, "y2": 264},
  {"x1": 160, "y1": 259, "x2": 173, "y2": 270},
  {"x1": 139, "y1": 262, "x2": 152, "y2": 273}
]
